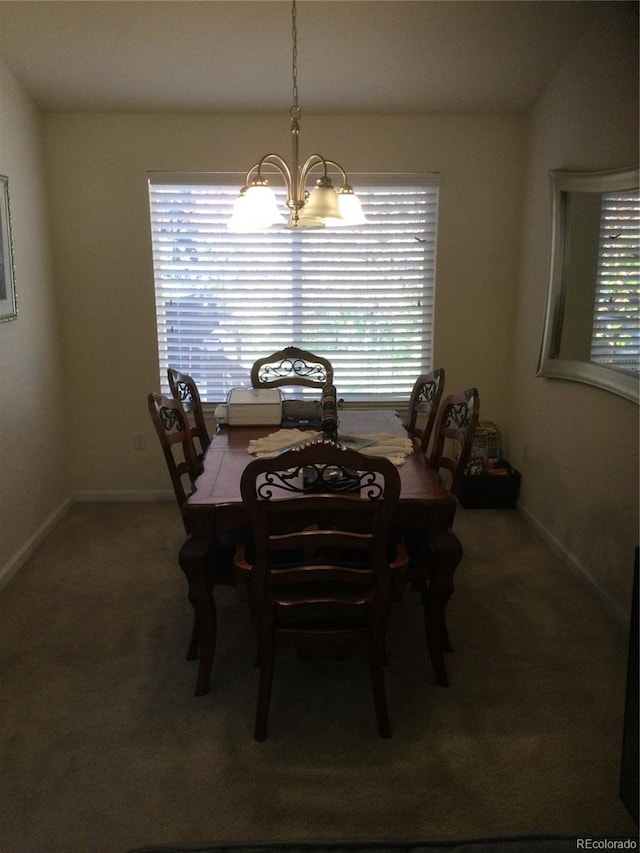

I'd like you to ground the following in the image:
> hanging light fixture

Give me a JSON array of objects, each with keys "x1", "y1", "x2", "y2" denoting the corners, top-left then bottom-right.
[{"x1": 229, "y1": 0, "x2": 367, "y2": 231}]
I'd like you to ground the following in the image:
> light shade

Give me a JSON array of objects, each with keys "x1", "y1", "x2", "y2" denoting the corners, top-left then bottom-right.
[
  {"x1": 229, "y1": 184, "x2": 285, "y2": 231},
  {"x1": 334, "y1": 189, "x2": 368, "y2": 226},
  {"x1": 300, "y1": 185, "x2": 342, "y2": 219}
]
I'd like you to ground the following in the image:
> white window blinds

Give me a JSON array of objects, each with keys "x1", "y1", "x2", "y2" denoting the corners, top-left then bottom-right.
[
  {"x1": 590, "y1": 189, "x2": 640, "y2": 373},
  {"x1": 148, "y1": 173, "x2": 440, "y2": 402}
]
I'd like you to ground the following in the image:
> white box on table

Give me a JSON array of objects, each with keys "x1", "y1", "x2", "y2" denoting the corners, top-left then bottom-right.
[{"x1": 227, "y1": 388, "x2": 283, "y2": 426}]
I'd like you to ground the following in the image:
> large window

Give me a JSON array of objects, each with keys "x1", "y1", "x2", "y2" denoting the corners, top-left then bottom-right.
[{"x1": 148, "y1": 173, "x2": 440, "y2": 403}]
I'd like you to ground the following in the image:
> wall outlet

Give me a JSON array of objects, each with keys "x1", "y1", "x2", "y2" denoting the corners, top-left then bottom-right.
[{"x1": 133, "y1": 433, "x2": 146, "y2": 450}]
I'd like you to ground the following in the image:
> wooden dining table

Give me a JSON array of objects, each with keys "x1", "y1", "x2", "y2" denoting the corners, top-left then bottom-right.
[{"x1": 181, "y1": 408, "x2": 463, "y2": 696}]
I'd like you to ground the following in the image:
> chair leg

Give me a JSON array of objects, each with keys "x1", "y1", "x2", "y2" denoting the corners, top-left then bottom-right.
[
  {"x1": 186, "y1": 615, "x2": 200, "y2": 661},
  {"x1": 441, "y1": 615, "x2": 453, "y2": 653},
  {"x1": 195, "y1": 599, "x2": 217, "y2": 697},
  {"x1": 179, "y1": 537, "x2": 218, "y2": 696},
  {"x1": 423, "y1": 605, "x2": 449, "y2": 687},
  {"x1": 254, "y1": 634, "x2": 275, "y2": 741},
  {"x1": 370, "y1": 668, "x2": 391, "y2": 738},
  {"x1": 369, "y1": 634, "x2": 392, "y2": 738},
  {"x1": 421, "y1": 581, "x2": 455, "y2": 687},
  {"x1": 424, "y1": 529, "x2": 461, "y2": 682},
  {"x1": 413, "y1": 576, "x2": 449, "y2": 686}
]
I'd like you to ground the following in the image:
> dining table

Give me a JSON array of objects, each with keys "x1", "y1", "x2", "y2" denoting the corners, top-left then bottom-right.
[{"x1": 181, "y1": 408, "x2": 463, "y2": 696}]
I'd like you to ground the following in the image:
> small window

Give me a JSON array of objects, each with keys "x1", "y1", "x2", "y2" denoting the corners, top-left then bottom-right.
[{"x1": 148, "y1": 173, "x2": 440, "y2": 402}]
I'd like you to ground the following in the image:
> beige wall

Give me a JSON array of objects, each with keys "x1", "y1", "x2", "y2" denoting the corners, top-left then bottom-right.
[
  {"x1": 508, "y1": 5, "x2": 639, "y2": 622},
  {"x1": 0, "y1": 56, "x2": 70, "y2": 580},
  {"x1": 0, "y1": 3, "x2": 637, "y2": 624},
  {"x1": 42, "y1": 112, "x2": 525, "y2": 494}
]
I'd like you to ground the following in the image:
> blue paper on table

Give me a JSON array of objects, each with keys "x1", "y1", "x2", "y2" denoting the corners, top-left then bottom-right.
[{"x1": 337, "y1": 434, "x2": 377, "y2": 451}]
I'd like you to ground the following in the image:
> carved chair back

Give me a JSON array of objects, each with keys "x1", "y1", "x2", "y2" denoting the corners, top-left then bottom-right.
[
  {"x1": 167, "y1": 367, "x2": 211, "y2": 460},
  {"x1": 405, "y1": 368, "x2": 445, "y2": 454},
  {"x1": 250, "y1": 346, "x2": 333, "y2": 390},
  {"x1": 429, "y1": 387, "x2": 480, "y2": 497},
  {"x1": 148, "y1": 393, "x2": 200, "y2": 533}
]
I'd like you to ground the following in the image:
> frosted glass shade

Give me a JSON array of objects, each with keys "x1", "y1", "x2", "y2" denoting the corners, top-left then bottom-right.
[
  {"x1": 228, "y1": 185, "x2": 284, "y2": 231},
  {"x1": 300, "y1": 185, "x2": 342, "y2": 220},
  {"x1": 335, "y1": 190, "x2": 368, "y2": 226}
]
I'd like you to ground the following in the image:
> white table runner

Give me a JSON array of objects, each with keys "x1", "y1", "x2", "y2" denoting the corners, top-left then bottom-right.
[{"x1": 246, "y1": 429, "x2": 414, "y2": 466}]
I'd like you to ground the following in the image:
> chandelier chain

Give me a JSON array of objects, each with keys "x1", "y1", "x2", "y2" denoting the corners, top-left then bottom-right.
[{"x1": 291, "y1": 0, "x2": 299, "y2": 115}]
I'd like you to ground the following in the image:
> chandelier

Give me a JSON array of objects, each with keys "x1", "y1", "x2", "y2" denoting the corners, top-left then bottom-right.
[{"x1": 229, "y1": 0, "x2": 367, "y2": 231}]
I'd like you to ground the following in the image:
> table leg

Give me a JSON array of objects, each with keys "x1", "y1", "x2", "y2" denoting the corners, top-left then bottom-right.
[
  {"x1": 178, "y1": 536, "x2": 216, "y2": 696},
  {"x1": 424, "y1": 531, "x2": 463, "y2": 687}
]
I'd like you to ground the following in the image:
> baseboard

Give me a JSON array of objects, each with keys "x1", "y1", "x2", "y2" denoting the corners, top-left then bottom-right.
[
  {"x1": 73, "y1": 490, "x2": 174, "y2": 502},
  {"x1": 517, "y1": 500, "x2": 627, "y2": 627},
  {"x1": 0, "y1": 495, "x2": 73, "y2": 591}
]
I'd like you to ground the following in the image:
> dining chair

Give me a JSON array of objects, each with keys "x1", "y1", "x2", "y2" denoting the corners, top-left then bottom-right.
[
  {"x1": 250, "y1": 346, "x2": 333, "y2": 390},
  {"x1": 405, "y1": 387, "x2": 480, "y2": 679},
  {"x1": 147, "y1": 392, "x2": 238, "y2": 673},
  {"x1": 404, "y1": 367, "x2": 445, "y2": 455},
  {"x1": 234, "y1": 439, "x2": 408, "y2": 740},
  {"x1": 429, "y1": 387, "x2": 480, "y2": 498},
  {"x1": 167, "y1": 367, "x2": 211, "y2": 463}
]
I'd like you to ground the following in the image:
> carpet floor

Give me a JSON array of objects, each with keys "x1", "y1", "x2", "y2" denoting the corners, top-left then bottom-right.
[{"x1": 0, "y1": 502, "x2": 636, "y2": 853}]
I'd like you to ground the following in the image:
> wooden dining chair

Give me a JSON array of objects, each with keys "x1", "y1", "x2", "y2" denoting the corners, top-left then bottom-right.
[
  {"x1": 234, "y1": 439, "x2": 408, "y2": 741},
  {"x1": 405, "y1": 387, "x2": 480, "y2": 684},
  {"x1": 404, "y1": 367, "x2": 445, "y2": 455},
  {"x1": 167, "y1": 367, "x2": 211, "y2": 462},
  {"x1": 250, "y1": 346, "x2": 333, "y2": 390},
  {"x1": 147, "y1": 392, "x2": 237, "y2": 682},
  {"x1": 429, "y1": 386, "x2": 480, "y2": 498}
]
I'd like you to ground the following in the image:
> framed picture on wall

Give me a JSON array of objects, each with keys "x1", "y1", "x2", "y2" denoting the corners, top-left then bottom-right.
[{"x1": 0, "y1": 175, "x2": 17, "y2": 322}]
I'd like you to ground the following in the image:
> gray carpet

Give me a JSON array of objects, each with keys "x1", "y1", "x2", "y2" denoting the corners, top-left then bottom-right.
[{"x1": 0, "y1": 502, "x2": 636, "y2": 853}]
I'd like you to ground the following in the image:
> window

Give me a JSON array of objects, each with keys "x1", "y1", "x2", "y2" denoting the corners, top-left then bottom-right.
[
  {"x1": 590, "y1": 189, "x2": 640, "y2": 372},
  {"x1": 148, "y1": 173, "x2": 440, "y2": 403}
]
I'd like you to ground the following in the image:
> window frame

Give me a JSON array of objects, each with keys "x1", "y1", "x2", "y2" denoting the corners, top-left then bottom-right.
[
  {"x1": 538, "y1": 166, "x2": 639, "y2": 405},
  {"x1": 148, "y1": 171, "x2": 441, "y2": 404}
]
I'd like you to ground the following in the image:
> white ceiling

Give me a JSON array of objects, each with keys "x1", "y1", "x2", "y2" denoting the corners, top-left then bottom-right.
[{"x1": 0, "y1": 0, "x2": 613, "y2": 115}]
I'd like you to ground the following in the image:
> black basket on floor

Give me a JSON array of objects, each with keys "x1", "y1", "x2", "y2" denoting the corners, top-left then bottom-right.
[{"x1": 459, "y1": 462, "x2": 521, "y2": 509}]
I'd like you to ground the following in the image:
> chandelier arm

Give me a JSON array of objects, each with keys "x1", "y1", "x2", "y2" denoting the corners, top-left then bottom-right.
[
  {"x1": 245, "y1": 154, "x2": 294, "y2": 195},
  {"x1": 299, "y1": 154, "x2": 326, "y2": 185},
  {"x1": 299, "y1": 155, "x2": 348, "y2": 190},
  {"x1": 321, "y1": 159, "x2": 349, "y2": 186},
  {"x1": 242, "y1": 162, "x2": 261, "y2": 187}
]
